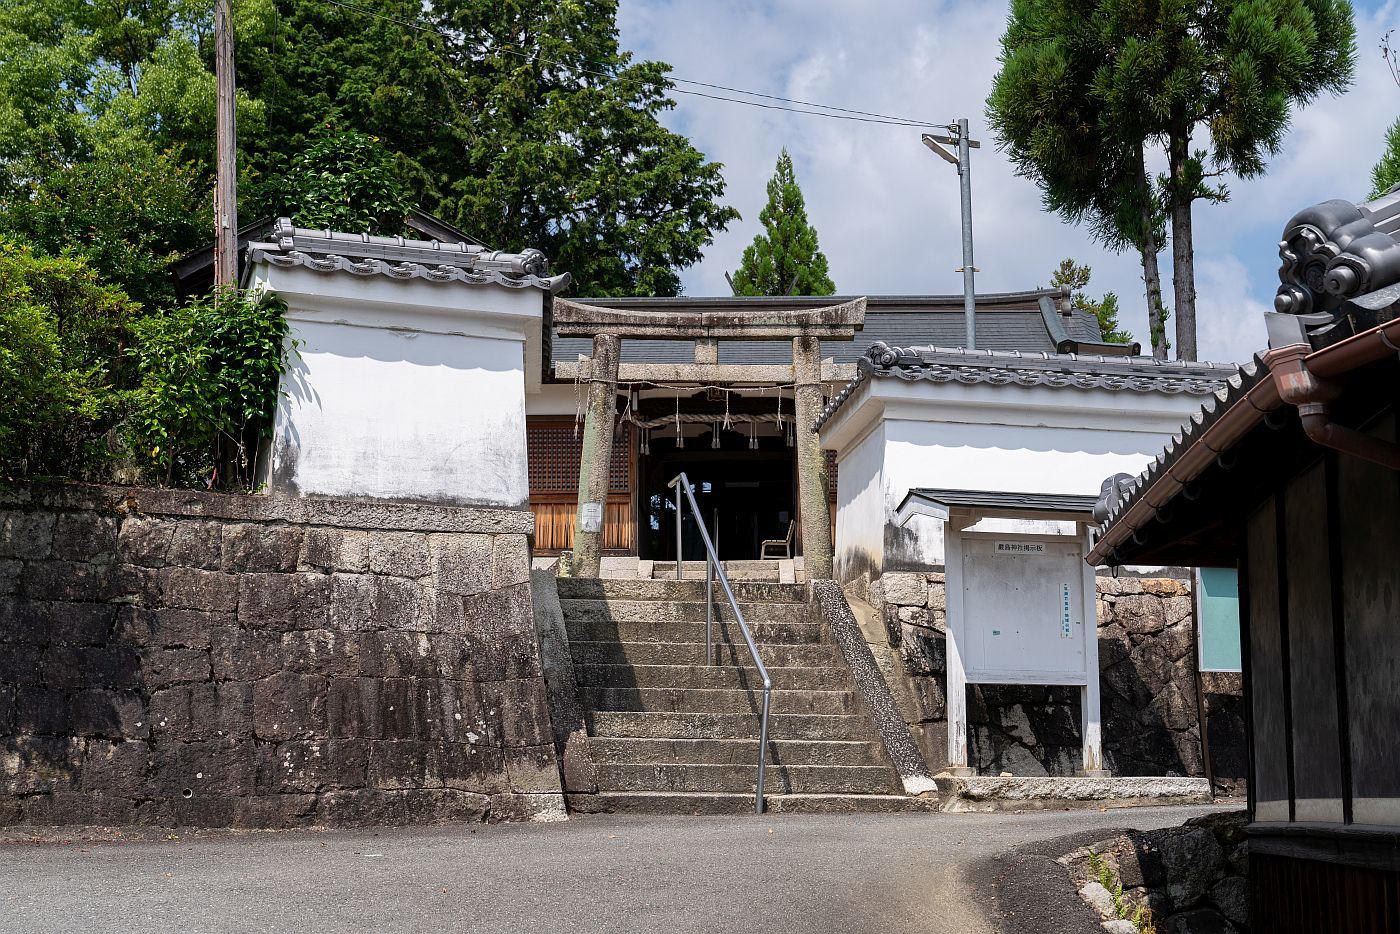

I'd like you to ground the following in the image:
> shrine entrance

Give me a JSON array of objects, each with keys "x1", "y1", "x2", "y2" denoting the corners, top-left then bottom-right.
[{"x1": 637, "y1": 427, "x2": 796, "y2": 562}]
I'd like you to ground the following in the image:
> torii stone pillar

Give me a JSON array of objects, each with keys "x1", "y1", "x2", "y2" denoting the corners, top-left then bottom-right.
[
  {"x1": 570, "y1": 333, "x2": 620, "y2": 577},
  {"x1": 793, "y1": 335, "x2": 833, "y2": 579}
]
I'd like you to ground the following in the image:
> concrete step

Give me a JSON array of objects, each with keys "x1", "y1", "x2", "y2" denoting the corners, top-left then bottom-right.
[
  {"x1": 569, "y1": 640, "x2": 843, "y2": 669},
  {"x1": 581, "y1": 686, "x2": 858, "y2": 716},
  {"x1": 585, "y1": 711, "x2": 874, "y2": 741},
  {"x1": 565, "y1": 618, "x2": 825, "y2": 645},
  {"x1": 556, "y1": 578, "x2": 807, "y2": 604},
  {"x1": 587, "y1": 737, "x2": 887, "y2": 768},
  {"x1": 575, "y1": 663, "x2": 852, "y2": 692},
  {"x1": 559, "y1": 598, "x2": 809, "y2": 626},
  {"x1": 568, "y1": 791, "x2": 941, "y2": 815},
  {"x1": 593, "y1": 763, "x2": 901, "y2": 795}
]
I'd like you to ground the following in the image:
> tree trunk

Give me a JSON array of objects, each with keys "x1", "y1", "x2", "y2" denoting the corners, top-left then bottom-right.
[
  {"x1": 1168, "y1": 130, "x2": 1198, "y2": 362},
  {"x1": 1134, "y1": 150, "x2": 1169, "y2": 359}
]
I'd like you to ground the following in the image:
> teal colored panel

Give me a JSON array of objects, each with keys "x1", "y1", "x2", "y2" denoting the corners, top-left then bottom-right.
[{"x1": 1198, "y1": 567, "x2": 1242, "y2": 672}]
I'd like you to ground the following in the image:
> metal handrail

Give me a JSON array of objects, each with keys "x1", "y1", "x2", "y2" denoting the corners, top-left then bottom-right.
[{"x1": 667, "y1": 472, "x2": 774, "y2": 814}]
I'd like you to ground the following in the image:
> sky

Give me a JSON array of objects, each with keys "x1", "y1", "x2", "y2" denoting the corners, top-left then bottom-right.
[{"x1": 616, "y1": 0, "x2": 1399, "y2": 364}]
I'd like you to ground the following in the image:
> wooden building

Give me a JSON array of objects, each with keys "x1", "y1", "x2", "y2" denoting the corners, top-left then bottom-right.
[{"x1": 1090, "y1": 189, "x2": 1400, "y2": 931}]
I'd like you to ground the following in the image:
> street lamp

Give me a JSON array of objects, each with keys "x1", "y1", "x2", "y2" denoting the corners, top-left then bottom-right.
[{"x1": 922, "y1": 119, "x2": 981, "y2": 349}]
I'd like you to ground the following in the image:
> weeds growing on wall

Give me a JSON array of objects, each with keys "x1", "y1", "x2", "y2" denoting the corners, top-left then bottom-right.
[{"x1": 0, "y1": 236, "x2": 293, "y2": 490}]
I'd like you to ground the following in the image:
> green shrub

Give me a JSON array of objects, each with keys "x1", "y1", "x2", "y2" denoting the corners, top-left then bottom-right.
[
  {"x1": 0, "y1": 238, "x2": 137, "y2": 481},
  {"x1": 128, "y1": 286, "x2": 292, "y2": 489}
]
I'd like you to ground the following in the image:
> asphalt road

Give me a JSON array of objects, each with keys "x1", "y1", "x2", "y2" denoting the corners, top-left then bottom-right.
[{"x1": 0, "y1": 806, "x2": 1223, "y2": 934}]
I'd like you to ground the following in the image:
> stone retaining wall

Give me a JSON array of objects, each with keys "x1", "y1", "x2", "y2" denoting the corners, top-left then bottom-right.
[
  {"x1": 0, "y1": 485, "x2": 564, "y2": 828},
  {"x1": 871, "y1": 571, "x2": 1246, "y2": 785}
]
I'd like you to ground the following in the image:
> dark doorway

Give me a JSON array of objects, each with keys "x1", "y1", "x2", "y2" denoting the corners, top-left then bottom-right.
[{"x1": 639, "y1": 429, "x2": 795, "y2": 562}]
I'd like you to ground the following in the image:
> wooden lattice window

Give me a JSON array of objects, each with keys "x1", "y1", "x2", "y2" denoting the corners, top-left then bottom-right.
[{"x1": 527, "y1": 418, "x2": 630, "y2": 495}]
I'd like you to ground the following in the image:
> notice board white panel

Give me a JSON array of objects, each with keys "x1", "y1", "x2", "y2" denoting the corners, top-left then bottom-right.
[{"x1": 959, "y1": 535, "x2": 1089, "y2": 684}]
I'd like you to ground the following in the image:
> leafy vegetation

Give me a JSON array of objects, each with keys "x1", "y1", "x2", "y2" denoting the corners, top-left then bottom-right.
[
  {"x1": 128, "y1": 287, "x2": 292, "y2": 489},
  {"x1": 990, "y1": 0, "x2": 1356, "y2": 360},
  {"x1": 0, "y1": 0, "x2": 739, "y2": 298},
  {"x1": 1086, "y1": 849, "x2": 1157, "y2": 934},
  {"x1": 1050, "y1": 259, "x2": 1133, "y2": 346},
  {"x1": 285, "y1": 128, "x2": 411, "y2": 235},
  {"x1": 0, "y1": 239, "x2": 138, "y2": 480},
  {"x1": 0, "y1": 238, "x2": 291, "y2": 489},
  {"x1": 730, "y1": 149, "x2": 834, "y2": 296}
]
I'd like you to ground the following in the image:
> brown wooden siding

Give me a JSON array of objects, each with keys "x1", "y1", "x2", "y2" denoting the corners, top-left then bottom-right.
[{"x1": 527, "y1": 416, "x2": 635, "y2": 554}]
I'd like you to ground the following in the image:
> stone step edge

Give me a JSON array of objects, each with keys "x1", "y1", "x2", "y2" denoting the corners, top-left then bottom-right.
[{"x1": 566, "y1": 791, "x2": 943, "y2": 814}]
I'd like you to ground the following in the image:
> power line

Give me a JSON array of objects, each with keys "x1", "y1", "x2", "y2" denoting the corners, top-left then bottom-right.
[{"x1": 321, "y1": 0, "x2": 948, "y2": 129}]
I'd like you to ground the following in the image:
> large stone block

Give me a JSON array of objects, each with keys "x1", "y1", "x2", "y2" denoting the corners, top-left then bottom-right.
[
  {"x1": 50, "y1": 514, "x2": 119, "y2": 562},
  {"x1": 220, "y1": 523, "x2": 303, "y2": 572},
  {"x1": 258, "y1": 739, "x2": 369, "y2": 793},
  {"x1": 281, "y1": 629, "x2": 360, "y2": 677},
  {"x1": 358, "y1": 631, "x2": 432, "y2": 678},
  {"x1": 430, "y1": 534, "x2": 493, "y2": 596},
  {"x1": 329, "y1": 573, "x2": 376, "y2": 631},
  {"x1": 403, "y1": 788, "x2": 490, "y2": 824},
  {"x1": 49, "y1": 603, "x2": 117, "y2": 645},
  {"x1": 417, "y1": 679, "x2": 480, "y2": 742},
  {"x1": 316, "y1": 788, "x2": 408, "y2": 825},
  {"x1": 252, "y1": 671, "x2": 327, "y2": 741},
  {"x1": 210, "y1": 627, "x2": 282, "y2": 682},
  {"x1": 0, "y1": 643, "x2": 43, "y2": 686},
  {"x1": 1159, "y1": 827, "x2": 1225, "y2": 910},
  {"x1": 116, "y1": 516, "x2": 174, "y2": 567},
  {"x1": 238, "y1": 572, "x2": 332, "y2": 631},
  {"x1": 15, "y1": 688, "x2": 71, "y2": 734},
  {"x1": 0, "y1": 684, "x2": 12, "y2": 734},
  {"x1": 116, "y1": 606, "x2": 222, "y2": 649},
  {"x1": 326, "y1": 677, "x2": 382, "y2": 739},
  {"x1": 140, "y1": 647, "x2": 211, "y2": 690},
  {"x1": 80, "y1": 739, "x2": 152, "y2": 796},
  {"x1": 45, "y1": 645, "x2": 139, "y2": 691},
  {"x1": 166, "y1": 521, "x2": 224, "y2": 569},
  {"x1": 480, "y1": 677, "x2": 551, "y2": 748},
  {"x1": 299, "y1": 528, "x2": 370, "y2": 573},
  {"x1": 1, "y1": 735, "x2": 84, "y2": 794},
  {"x1": 232, "y1": 794, "x2": 318, "y2": 829},
  {"x1": 367, "y1": 739, "x2": 442, "y2": 790},
  {"x1": 158, "y1": 567, "x2": 239, "y2": 612},
  {"x1": 880, "y1": 572, "x2": 929, "y2": 608},
  {"x1": 149, "y1": 682, "x2": 253, "y2": 740},
  {"x1": 504, "y1": 744, "x2": 562, "y2": 794},
  {"x1": 152, "y1": 738, "x2": 256, "y2": 797},
  {"x1": 369, "y1": 532, "x2": 432, "y2": 578},
  {"x1": 21, "y1": 561, "x2": 110, "y2": 602},
  {"x1": 374, "y1": 575, "x2": 435, "y2": 632},
  {"x1": 491, "y1": 535, "x2": 531, "y2": 589},
  {"x1": 71, "y1": 689, "x2": 148, "y2": 739},
  {"x1": 0, "y1": 511, "x2": 55, "y2": 559}
]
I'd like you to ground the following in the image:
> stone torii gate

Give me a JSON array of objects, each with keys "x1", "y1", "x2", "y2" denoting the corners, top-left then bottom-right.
[{"x1": 555, "y1": 296, "x2": 867, "y2": 578}]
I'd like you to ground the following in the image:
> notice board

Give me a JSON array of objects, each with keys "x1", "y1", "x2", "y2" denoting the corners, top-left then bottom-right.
[{"x1": 1197, "y1": 567, "x2": 1242, "y2": 672}]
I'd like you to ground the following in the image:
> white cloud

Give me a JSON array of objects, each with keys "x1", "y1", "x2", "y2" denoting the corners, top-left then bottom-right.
[{"x1": 618, "y1": 0, "x2": 1400, "y2": 365}]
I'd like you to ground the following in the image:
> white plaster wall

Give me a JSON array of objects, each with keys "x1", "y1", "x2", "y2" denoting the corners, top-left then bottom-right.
[
  {"x1": 526, "y1": 383, "x2": 584, "y2": 416},
  {"x1": 821, "y1": 376, "x2": 1214, "y2": 575},
  {"x1": 832, "y1": 420, "x2": 886, "y2": 584},
  {"x1": 272, "y1": 321, "x2": 529, "y2": 506},
  {"x1": 255, "y1": 261, "x2": 544, "y2": 507}
]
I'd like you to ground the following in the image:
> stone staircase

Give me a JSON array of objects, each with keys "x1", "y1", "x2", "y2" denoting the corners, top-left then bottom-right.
[{"x1": 557, "y1": 577, "x2": 932, "y2": 814}]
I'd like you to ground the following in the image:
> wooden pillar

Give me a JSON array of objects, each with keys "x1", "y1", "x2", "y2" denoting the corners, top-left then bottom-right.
[
  {"x1": 570, "y1": 333, "x2": 620, "y2": 577},
  {"x1": 792, "y1": 335, "x2": 833, "y2": 579}
]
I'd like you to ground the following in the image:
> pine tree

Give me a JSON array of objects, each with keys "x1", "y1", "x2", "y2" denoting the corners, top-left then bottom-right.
[
  {"x1": 730, "y1": 150, "x2": 835, "y2": 296},
  {"x1": 1050, "y1": 258, "x2": 1133, "y2": 346},
  {"x1": 991, "y1": 0, "x2": 1355, "y2": 361}
]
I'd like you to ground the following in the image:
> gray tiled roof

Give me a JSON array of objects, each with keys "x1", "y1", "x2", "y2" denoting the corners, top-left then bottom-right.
[
  {"x1": 815, "y1": 343, "x2": 1236, "y2": 431},
  {"x1": 247, "y1": 218, "x2": 571, "y2": 292},
  {"x1": 549, "y1": 289, "x2": 1116, "y2": 367}
]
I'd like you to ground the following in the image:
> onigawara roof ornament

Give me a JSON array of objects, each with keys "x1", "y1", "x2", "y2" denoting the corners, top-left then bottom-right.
[{"x1": 1275, "y1": 184, "x2": 1400, "y2": 347}]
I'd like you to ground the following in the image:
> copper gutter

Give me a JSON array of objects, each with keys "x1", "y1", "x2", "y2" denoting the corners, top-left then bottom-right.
[{"x1": 1089, "y1": 316, "x2": 1400, "y2": 564}]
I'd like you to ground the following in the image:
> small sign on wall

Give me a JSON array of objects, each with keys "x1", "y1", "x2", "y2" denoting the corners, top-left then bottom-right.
[{"x1": 580, "y1": 502, "x2": 603, "y2": 533}]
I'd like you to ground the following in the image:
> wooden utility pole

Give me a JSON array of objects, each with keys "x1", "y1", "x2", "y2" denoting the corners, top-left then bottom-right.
[{"x1": 213, "y1": 0, "x2": 239, "y2": 289}]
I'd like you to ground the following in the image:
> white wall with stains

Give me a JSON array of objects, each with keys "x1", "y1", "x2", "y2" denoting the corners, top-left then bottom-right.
[
  {"x1": 254, "y1": 262, "x2": 545, "y2": 507},
  {"x1": 823, "y1": 375, "x2": 1210, "y2": 579}
]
